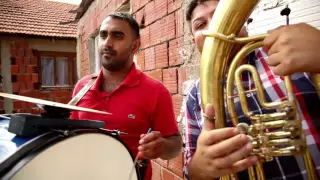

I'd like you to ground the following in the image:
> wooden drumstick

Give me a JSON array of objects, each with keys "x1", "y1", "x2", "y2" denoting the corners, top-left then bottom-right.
[{"x1": 0, "y1": 92, "x2": 110, "y2": 115}]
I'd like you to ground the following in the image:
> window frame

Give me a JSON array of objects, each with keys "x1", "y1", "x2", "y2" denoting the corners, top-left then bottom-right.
[{"x1": 36, "y1": 51, "x2": 77, "y2": 88}]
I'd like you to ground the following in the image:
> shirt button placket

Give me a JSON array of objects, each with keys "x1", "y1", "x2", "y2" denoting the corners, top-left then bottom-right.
[{"x1": 105, "y1": 96, "x2": 110, "y2": 111}]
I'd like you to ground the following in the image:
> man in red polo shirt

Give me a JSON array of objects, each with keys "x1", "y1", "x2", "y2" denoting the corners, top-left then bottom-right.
[{"x1": 69, "y1": 12, "x2": 182, "y2": 180}]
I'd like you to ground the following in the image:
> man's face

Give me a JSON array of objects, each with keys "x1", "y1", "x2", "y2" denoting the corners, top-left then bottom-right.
[
  {"x1": 190, "y1": 0, "x2": 248, "y2": 53},
  {"x1": 98, "y1": 17, "x2": 139, "y2": 72}
]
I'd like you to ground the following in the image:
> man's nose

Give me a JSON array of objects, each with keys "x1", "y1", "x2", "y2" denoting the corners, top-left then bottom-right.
[{"x1": 103, "y1": 36, "x2": 113, "y2": 47}]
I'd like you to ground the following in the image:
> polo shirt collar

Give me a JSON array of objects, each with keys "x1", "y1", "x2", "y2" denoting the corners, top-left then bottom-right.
[{"x1": 91, "y1": 63, "x2": 141, "y2": 92}]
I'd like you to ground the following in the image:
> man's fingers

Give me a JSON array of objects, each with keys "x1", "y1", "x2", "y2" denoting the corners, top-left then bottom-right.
[
  {"x1": 138, "y1": 138, "x2": 163, "y2": 151},
  {"x1": 266, "y1": 53, "x2": 282, "y2": 67},
  {"x1": 202, "y1": 127, "x2": 239, "y2": 145},
  {"x1": 230, "y1": 156, "x2": 258, "y2": 173},
  {"x1": 214, "y1": 156, "x2": 258, "y2": 177},
  {"x1": 263, "y1": 26, "x2": 284, "y2": 52},
  {"x1": 212, "y1": 141, "x2": 253, "y2": 168},
  {"x1": 139, "y1": 131, "x2": 161, "y2": 144},
  {"x1": 203, "y1": 104, "x2": 215, "y2": 131},
  {"x1": 209, "y1": 134, "x2": 250, "y2": 158},
  {"x1": 270, "y1": 62, "x2": 292, "y2": 76}
]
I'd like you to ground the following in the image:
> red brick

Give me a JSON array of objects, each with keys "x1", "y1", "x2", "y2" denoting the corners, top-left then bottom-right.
[
  {"x1": 155, "y1": 43, "x2": 168, "y2": 68},
  {"x1": 11, "y1": 65, "x2": 19, "y2": 74},
  {"x1": 161, "y1": 168, "x2": 182, "y2": 180},
  {"x1": 145, "y1": 69, "x2": 162, "y2": 82},
  {"x1": 168, "y1": 0, "x2": 182, "y2": 14},
  {"x1": 144, "y1": 1, "x2": 155, "y2": 26},
  {"x1": 10, "y1": 48, "x2": 16, "y2": 57},
  {"x1": 15, "y1": 43, "x2": 20, "y2": 50},
  {"x1": 26, "y1": 65, "x2": 34, "y2": 73},
  {"x1": 137, "y1": 50, "x2": 145, "y2": 71},
  {"x1": 154, "y1": 0, "x2": 167, "y2": 21},
  {"x1": 21, "y1": 43, "x2": 29, "y2": 49},
  {"x1": 19, "y1": 65, "x2": 26, "y2": 74},
  {"x1": 139, "y1": 0, "x2": 149, "y2": 9},
  {"x1": 13, "y1": 101, "x2": 27, "y2": 109},
  {"x1": 25, "y1": 74, "x2": 32, "y2": 82},
  {"x1": 17, "y1": 74, "x2": 24, "y2": 82},
  {"x1": 154, "y1": 158, "x2": 168, "y2": 167},
  {"x1": 178, "y1": 67, "x2": 187, "y2": 95},
  {"x1": 25, "y1": 48, "x2": 33, "y2": 57},
  {"x1": 169, "y1": 37, "x2": 184, "y2": 66},
  {"x1": 175, "y1": 9, "x2": 184, "y2": 38},
  {"x1": 108, "y1": 0, "x2": 116, "y2": 12},
  {"x1": 16, "y1": 57, "x2": 23, "y2": 66},
  {"x1": 132, "y1": 0, "x2": 148, "y2": 13},
  {"x1": 17, "y1": 49, "x2": 24, "y2": 57},
  {"x1": 162, "y1": 14, "x2": 176, "y2": 41},
  {"x1": 26, "y1": 83, "x2": 33, "y2": 90},
  {"x1": 19, "y1": 82, "x2": 27, "y2": 91},
  {"x1": 163, "y1": 68, "x2": 177, "y2": 94},
  {"x1": 131, "y1": 0, "x2": 139, "y2": 13},
  {"x1": 135, "y1": 8, "x2": 145, "y2": 27},
  {"x1": 144, "y1": 47, "x2": 155, "y2": 70},
  {"x1": 24, "y1": 57, "x2": 30, "y2": 65},
  {"x1": 172, "y1": 94, "x2": 183, "y2": 119},
  {"x1": 140, "y1": 26, "x2": 150, "y2": 48},
  {"x1": 150, "y1": 21, "x2": 163, "y2": 46},
  {"x1": 116, "y1": 0, "x2": 129, "y2": 9},
  {"x1": 32, "y1": 74, "x2": 38, "y2": 83},
  {"x1": 12, "y1": 82, "x2": 19, "y2": 92},
  {"x1": 151, "y1": 161, "x2": 162, "y2": 180},
  {"x1": 31, "y1": 57, "x2": 38, "y2": 65}
]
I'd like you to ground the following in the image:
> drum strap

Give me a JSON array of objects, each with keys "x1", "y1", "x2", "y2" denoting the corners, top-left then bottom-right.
[{"x1": 68, "y1": 73, "x2": 99, "y2": 106}]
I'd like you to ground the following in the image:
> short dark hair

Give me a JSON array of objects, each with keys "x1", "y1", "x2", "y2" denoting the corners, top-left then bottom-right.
[
  {"x1": 186, "y1": 0, "x2": 212, "y2": 22},
  {"x1": 107, "y1": 12, "x2": 140, "y2": 39}
]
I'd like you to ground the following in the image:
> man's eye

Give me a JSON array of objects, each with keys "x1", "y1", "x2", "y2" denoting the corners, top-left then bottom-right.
[
  {"x1": 196, "y1": 22, "x2": 206, "y2": 30},
  {"x1": 114, "y1": 34, "x2": 123, "y2": 38},
  {"x1": 100, "y1": 32, "x2": 107, "y2": 38}
]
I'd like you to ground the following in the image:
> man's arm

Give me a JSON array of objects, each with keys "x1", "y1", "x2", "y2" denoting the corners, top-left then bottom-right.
[
  {"x1": 138, "y1": 86, "x2": 182, "y2": 160},
  {"x1": 183, "y1": 83, "x2": 203, "y2": 179},
  {"x1": 160, "y1": 133, "x2": 182, "y2": 160}
]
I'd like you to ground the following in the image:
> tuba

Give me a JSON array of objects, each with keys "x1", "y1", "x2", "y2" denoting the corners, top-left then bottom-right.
[{"x1": 200, "y1": 0, "x2": 319, "y2": 180}]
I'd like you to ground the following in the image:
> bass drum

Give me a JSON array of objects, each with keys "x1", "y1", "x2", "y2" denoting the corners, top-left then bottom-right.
[{"x1": 0, "y1": 127, "x2": 140, "y2": 180}]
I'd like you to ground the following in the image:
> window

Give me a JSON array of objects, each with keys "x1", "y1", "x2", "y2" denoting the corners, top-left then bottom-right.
[
  {"x1": 37, "y1": 51, "x2": 76, "y2": 87},
  {"x1": 94, "y1": 35, "x2": 101, "y2": 73}
]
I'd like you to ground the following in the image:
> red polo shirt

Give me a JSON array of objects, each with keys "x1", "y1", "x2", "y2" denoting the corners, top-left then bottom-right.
[{"x1": 70, "y1": 64, "x2": 179, "y2": 180}]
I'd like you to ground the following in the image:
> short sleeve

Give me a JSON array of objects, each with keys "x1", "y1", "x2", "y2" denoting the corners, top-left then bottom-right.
[{"x1": 151, "y1": 86, "x2": 179, "y2": 137}]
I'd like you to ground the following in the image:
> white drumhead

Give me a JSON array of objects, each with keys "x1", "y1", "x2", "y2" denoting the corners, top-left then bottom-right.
[{"x1": 11, "y1": 133, "x2": 138, "y2": 180}]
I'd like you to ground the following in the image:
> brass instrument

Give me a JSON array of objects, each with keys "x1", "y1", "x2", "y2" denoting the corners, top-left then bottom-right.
[{"x1": 200, "y1": 0, "x2": 319, "y2": 180}]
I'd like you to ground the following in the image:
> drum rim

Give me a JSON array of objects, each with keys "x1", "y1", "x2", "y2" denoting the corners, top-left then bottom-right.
[{"x1": 0, "y1": 129, "x2": 141, "y2": 180}]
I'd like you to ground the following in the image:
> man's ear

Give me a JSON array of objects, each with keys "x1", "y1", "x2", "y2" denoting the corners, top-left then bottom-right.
[
  {"x1": 192, "y1": 37, "x2": 195, "y2": 44},
  {"x1": 132, "y1": 39, "x2": 141, "y2": 54}
]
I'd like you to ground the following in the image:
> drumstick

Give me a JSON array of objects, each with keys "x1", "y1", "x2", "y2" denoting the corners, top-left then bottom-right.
[{"x1": 128, "y1": 128, "x2": 152, "y2": 180}]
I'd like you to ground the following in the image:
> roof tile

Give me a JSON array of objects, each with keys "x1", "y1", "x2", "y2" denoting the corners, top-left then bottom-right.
[{"x1": 0, "y1": 0, "x2": 78, "y2": 38}]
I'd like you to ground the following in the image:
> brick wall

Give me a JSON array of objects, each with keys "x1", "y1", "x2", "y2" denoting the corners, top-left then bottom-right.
[
  {"x1": 77, "y1": 0, "x2": 201, "y2": 179},
  {"x1": 9, "y1": 41, "x2": 73, "y2": 114}
]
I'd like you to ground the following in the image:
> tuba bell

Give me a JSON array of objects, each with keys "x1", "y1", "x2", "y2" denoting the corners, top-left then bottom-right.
[{"x1": 200, "y1": 0, "x2": 319, "y2": 180}]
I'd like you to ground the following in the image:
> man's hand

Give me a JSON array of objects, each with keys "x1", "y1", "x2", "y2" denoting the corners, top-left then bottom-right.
[
  {"x1": 138, "y1": 131, "x2": 164, "y2": 159},
  {"x1": 263, "y1": 23, "x2": 320, "y2": 76},
  {"x1": 188, "y1": 104, "x2": 258, "y2": 180}
]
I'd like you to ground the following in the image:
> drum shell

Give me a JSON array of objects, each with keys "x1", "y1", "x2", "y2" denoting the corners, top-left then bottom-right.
[{"x1": 0, "y1": 128, "x2": 141, "y2": 180}]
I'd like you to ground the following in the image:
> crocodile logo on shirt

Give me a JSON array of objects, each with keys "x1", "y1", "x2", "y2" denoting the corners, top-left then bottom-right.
[{"x1": 128, "y1": 114, "x2": 135, "y2": 119}]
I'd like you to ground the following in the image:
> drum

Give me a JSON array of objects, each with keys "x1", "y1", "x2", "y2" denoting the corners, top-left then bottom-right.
[{"x1": 0, "y1": 119, "x2": 140, "y2": 180}]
